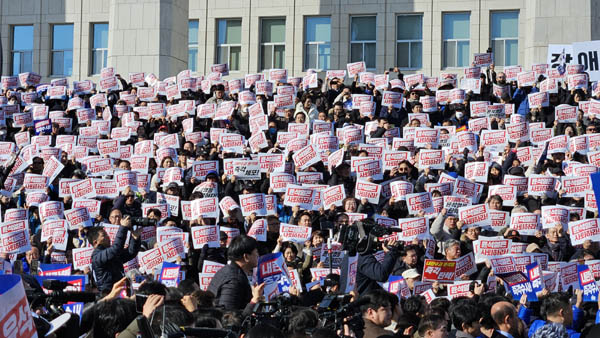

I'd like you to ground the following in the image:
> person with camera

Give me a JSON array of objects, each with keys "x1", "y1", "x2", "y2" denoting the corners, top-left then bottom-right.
[
  {"x1": 356, "y1": 237, "x2": 400, "y2": 294},
  {"x1": 88, "y1": 209, "x2": 142, "y2": 294}
]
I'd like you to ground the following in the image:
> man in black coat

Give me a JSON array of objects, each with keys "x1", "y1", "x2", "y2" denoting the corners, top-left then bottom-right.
[
  {"x1": 207, "y1": 235, "x2": 264, "y2": 312},
  {"x1": 355, "y1": 239, "x2": 400, "y2": 295},
  {"x1": 88, "y1": 213, "x2": 141, "y2": 294}
]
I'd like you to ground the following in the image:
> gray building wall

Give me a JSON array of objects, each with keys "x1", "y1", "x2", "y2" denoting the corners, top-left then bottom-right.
[{"x1": 0, "y1": 0, "x2": 598, "y2": 82}]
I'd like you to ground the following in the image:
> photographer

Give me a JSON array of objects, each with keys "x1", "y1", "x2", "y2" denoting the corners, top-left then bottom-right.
[
  {"x1": 359, "y1": 289, "x2": 395, "y2": 338},
  {"x1": 88, "y1": 211, "x2": 142, "y2": 294},
  {"x1": 356, "y1": 238, "x2": 400, "y2": 294}
]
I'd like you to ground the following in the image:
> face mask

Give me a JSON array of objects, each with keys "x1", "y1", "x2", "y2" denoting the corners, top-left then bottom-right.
[
  {"x1": 268, "y1": 127, "x2": 277, "y2": 135},
  {"x1": 364, "y1": 89, "x2": 372, "y2": 95},
  {"x1": 456, "y1": 111, "x2": 464, "y2": 119}
]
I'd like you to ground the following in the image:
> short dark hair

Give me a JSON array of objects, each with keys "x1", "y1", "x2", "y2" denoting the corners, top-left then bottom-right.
[
  {"x1": 451, "y1": 302, "x2": 481, "y2": 332},
  {"x1": 87, "y1": 227, "x2": 105, "y2": 245},
  {"x1": 359, "y1": 289, "x2": 392, "y2": 314},
  {"x1": 245, "y1": 323, "x2": 283, "y2": 338},
  {"x1": 151, "y1": 304, "x2": 193, "y2": 335},
  {"x1": 227, "y1": 235, "x2": 258, "y2": 262},
  {"x1": 93, "y1": 299, "x2": 137, "y2": 338},
  {"x1": 418, "y1": 314, "x2": 447, "y2": 337},
  {"x1": 147, "y1": 208, "x2": 162, "y2": 218},
  {"x1": 287, "y1": 307, "x2": 319, "y2": 334},
  {"x1": 401, "y1": 244, "x2": 419, "y2": 257},
  {"x1": 542, "y1": 292, "x2": 571, "y2": 319},
  {"x1": 137, "y1": 281, "x2": 168, "y2": 296}
]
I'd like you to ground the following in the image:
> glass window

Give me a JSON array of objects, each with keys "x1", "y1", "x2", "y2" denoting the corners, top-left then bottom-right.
[
  {"x1": 396, "y1": 15, "x2": 423, "y2": 69},
  {"x1": 261, "y1": 18, "x2": 286, "y2": 70},
  {"x1": 189, "y1": 20, "x2": 199, "y2": 72},
  {"x1": 304, "y1": 17, "x2": 330, "y2": 70},
  {"x1": 91, "y1": 23, "x2": 109, "y2": 75},
  {"x1": 443, "y1": 13, "x2": 470, "y2": 68},
  {"x1": 217, "y1": 19, "x2": 242, "y2": 71},
  {"x1": 51, "y1": 24, "x2": 74, "y2": 76},
  {"x1": 350, "y1": 16, "x2": 376, "y2": 69},
  {"x1": 491, "y1": 11, "x2": 519, "y2": 66},
  {"x1": 12, "y1": 25, "x2": 34, "y2": 75}
]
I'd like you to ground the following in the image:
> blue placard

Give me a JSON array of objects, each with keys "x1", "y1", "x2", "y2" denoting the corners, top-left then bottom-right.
[
  {"x1": 577, "y1": 264, "x2": 599, "y2": 302},
  {"x1": 34, "y1": 118, "x2": 52, "y2": 135}
]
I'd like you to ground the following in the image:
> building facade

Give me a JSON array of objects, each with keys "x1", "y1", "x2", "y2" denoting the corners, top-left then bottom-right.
[{"x1": 1, "y1": 0, "x2": 599, "y2": 83}]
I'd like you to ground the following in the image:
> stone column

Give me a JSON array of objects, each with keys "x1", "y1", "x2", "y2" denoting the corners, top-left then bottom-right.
[{"x1": 108, "y1": 0, "x2": 189, "y2": 79}]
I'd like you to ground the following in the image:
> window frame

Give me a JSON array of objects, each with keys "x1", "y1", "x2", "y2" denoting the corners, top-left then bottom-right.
[
  {"x1": 350, "y1": 15, "x2": 377, "y2": 71},
  {"x1": 91, "y1": 23, "x2": 109, "y2": 76},
  {"x1": 260, "y1": 17, "x2": 286, "y2": 71},
  {"x1": 304, "y1": 16, "x2": 331, "y2": 71},
  {"x1": 216, "y1": 18, "x2": 242, "y2": 71},
  {"x1": 490, "y1": 11, "x2": 519, "y2": 67},
  {"x1": 395, "y1": 14, "x2": 423, "y2": 70},
  {"x1": 188, "y1": 20, "x2": 199, "y2": 72},
  {"x1": 11, "y1": 25, "x2": 34, "y2": 76},
  {"x1": 442, "y1": 12, "x2": 471, "y2": 69},
  {"x1": 51, "y1": 23, "x2": 74, "y2": 76}
]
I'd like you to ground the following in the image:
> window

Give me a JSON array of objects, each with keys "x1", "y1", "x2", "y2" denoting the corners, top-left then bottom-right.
[
  {"x1": 217, "y1": 19, "x2": 242, "y2": 71},
  {"x1": 491, "y1": 11, "x2": 519, "y2": 66},
  {"x1": 350, "y1": 16, "x2": 376, "y2": 69},
  {"x1": 51, "y1": 24, "x2": 74, "y2": 76},
  {"x1": 91, "y1": 23, "x2": 109, "y2": 75},
  {"x1": 189, "y1": 20, "x2": 199, "y2": 72},
  {"x1": 304, "y1": 17, "x2": 330, "y2": 70},
  {"x1": 260, "y1": 18, "x2": 285, "y2": 70},
  {"x1": 11, "y1": 25, "x2": 33, "y2": 75},
  {"x1": 396, "y1": 15, "x2": 423, "y2": 69},
  {"x1": 442, "y1": 13, "x2": 470, "y2": 68}
]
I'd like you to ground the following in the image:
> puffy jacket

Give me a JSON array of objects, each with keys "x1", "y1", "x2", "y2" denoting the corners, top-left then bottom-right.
[
  {"x1": 207, "y1": 263, "x2": 252, "y2": 310},
  {"x1": 92, "y1": 226, "x2": 141, "y2": 293},
  {"x1": 355, "y1": 248, "x2": 400, "y2": 294}
]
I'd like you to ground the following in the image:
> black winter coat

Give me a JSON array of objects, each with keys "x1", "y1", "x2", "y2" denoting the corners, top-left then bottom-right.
[{"x1": 91, "y1": 226, "x2": 141, "y2": 293}]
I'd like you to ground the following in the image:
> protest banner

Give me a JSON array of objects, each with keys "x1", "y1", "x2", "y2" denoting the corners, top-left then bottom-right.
[
  {"x1": 509, "y1": 213, "x2": 540, "y2": 236},
  {"x1": 399, "y1": 217, "x2": 429, "y2": 240},
  {"x1": 280, "y1": 223, "x2": 312, "y2": 243},
  {"x1": 568, "y1": 219, "x2": 600, "y2": 245},
  {"x1": 458, "y1": 204, "x2": 491, "y2": 227},
  {"x1": 423, "y1": 259, "x2": 456, "y2": 283},
  {"x1": 322, "y1": 185, "x2": 346, "y2": 209},
  {"x1": 473, "y1": 237, "x2": 512, "y2": 263},
  {"x1": 418, "y1": 149, "x2": 444, "y2": 170},
  {"x1": 405, "y1": 192, "x2": 434, "y2": 215},
  {"x1": 355, "y1": 180, "x2": 382, "y2": 204},
  {"x1": 0, "y1": 275, "x2": 38, "y2": 338},
  {"x1": 190, "y1": 225, "x2": 220, "y2": 249}
]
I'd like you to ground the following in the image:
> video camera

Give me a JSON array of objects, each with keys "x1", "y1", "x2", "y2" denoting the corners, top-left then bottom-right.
[
  {"x1": 335, "y1": 218, "x2": 402, "y2": 255},
  {"x1": 240, "y1": 294, "x2": 296, "y2": 335},
  {"x1": 317, "y1": 294, "x2": 365, "y2": 332},
  {"x1": 27, "y1": 279, "x2": 97, "y2": 317},
  {"x1": 131, "y1": 217, "x2": 157, "y2": 227}
]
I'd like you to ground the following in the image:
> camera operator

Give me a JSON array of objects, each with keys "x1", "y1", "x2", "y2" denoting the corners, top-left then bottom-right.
[
  {"x1": 88, "y1": 210, "x2": 142, "y2": 294},
  {"x1": 356, "y1": 238, "x2": 400, "y2": 294},
  {"x1": 207, "y1": 235, "x2": 265, "y2": 313},
  {"x1": 359, "y1": 289, "x2": 395, "y2": 338}
]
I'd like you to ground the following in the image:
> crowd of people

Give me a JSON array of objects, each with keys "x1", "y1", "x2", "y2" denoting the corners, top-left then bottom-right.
[{"x1": 1, "y1": 57, "x2": 600, "y2": 338}]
